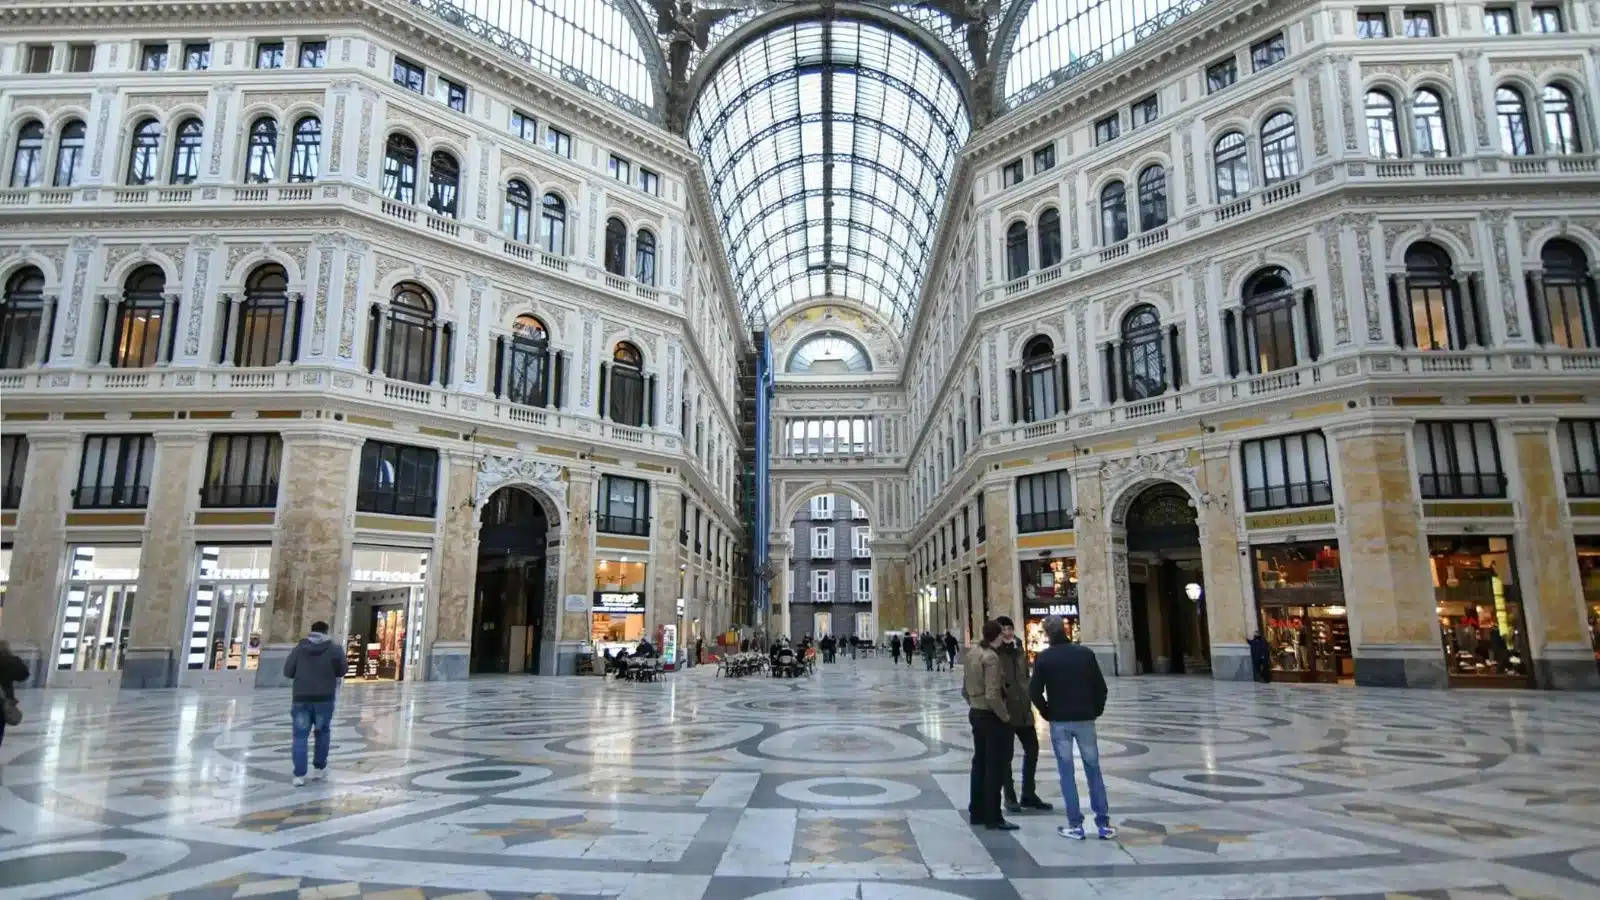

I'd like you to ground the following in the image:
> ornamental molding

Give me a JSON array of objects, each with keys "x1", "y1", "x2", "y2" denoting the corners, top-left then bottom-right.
[
  {"x1": 1101, "y1": 449, "x2": 1200, "y2": 519},
  {"x1": 474, "y1": 455, "x2": 567, "y2": 513}
]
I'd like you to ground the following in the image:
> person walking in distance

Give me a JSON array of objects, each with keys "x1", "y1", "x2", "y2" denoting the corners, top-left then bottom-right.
[
  {"x1": 1029, "y1": 615, "x2": 1115, "y2": 840},
  {"x1": 921, "y1": 630, "x2": 937, "y2": 671},
  {"x1": 995, "y1": 616, "x2": 1053, "y2": 814},
  {"x1": 283, "y1": 620, "x2": 346, "y2": 786},
  {"x1": 963, "y1": 621, "x2": 1017, "y2": 830},
  {"x1": 943, "y1": 630, "x2": 959, "y2": 670},
  {"x1": 890, "y1": 633, "x2": 902, "y2": 664},
  {"x1": 1247, "y1": 631, "x2": 1271, "y2": 683}
]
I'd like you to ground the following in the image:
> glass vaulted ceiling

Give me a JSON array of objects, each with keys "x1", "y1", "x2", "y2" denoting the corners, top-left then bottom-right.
[{"x1": 688, "y1": 19, "x2": 970, "y2": 333}]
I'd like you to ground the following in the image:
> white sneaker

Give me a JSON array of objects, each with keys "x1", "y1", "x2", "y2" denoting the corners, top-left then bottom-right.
[
  {"x1": 293, "y1": 776, "x2": 306, "y2": 787},
  {"x1": 310, "y1": 768, "x2": 326, "y2": 782}
]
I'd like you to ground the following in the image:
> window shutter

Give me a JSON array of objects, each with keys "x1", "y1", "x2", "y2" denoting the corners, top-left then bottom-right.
[
  {"x1": 1102, "y1": 342, "x2": 1118, "y2": 403},
  {"x1": 597, "y1": 361, "x2": 609, "y2": 419},
  {"x1": 289, "y1": 293, "x2": 304, "y2": 363},
  {"x1": 1525, "y1": 272, "x2": 1549, "y2": 344},
  {"x1": 1302, "y1": 289, "x2": 1320, "y2": 361},
  {"x1": 1388, "y1": 277, "x2": 1407, "y2": 347},
  {"x1": 1168, "y1": 324, "x2": 1181, "y2": 390},
  {"x1": 216, "y1": 295, "x2": 233, "y2": 365},
  {"x1": 540, "y1": 349, "x2": 553, "y2": 406},
  {"x1": 41, "y1": 296, "x2": 57, "y2": 365},
  {"x1": 552, "y1": 350, "x2": 565, "y2": 408},
  {"x1": 366, "y1": 303, "x2": 381, "y2": 372},
  {"x1": 646, "y1": 374, "x2": 657, "y2": 426},
  {"x1": 492, "y1": 336, "x2": 505, "y2": 397},
  {"x1": 1058, "y1": 353, "x2": 1071, "y2": 413},
  {"x1": 165, "y1": 298, "x2": 181, "y2": 363},
  {"x1": 1223, "y1": 309, "x2": 1239, "y2": 376},
  {"x1": 1467, "y1": 274, "x2": 1490, "y2": 347},
  {"x1": 1007, "y1": 368, "x2": 1019, "y2": 422},
  {"x1": 439, "y1": 322, "x2": 453, "y2": 387}
]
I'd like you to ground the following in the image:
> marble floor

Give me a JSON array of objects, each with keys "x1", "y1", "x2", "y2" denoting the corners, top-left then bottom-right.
[{"x1": 3, "y1": 659, "x2": 1599, "y2": 900}]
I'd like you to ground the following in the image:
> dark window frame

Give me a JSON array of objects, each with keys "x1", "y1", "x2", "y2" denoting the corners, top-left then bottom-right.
[
  {"x1": 1131, "y1": 94, "x2": 1159, "y2": 127},
  {"x1": 1415, "y1": 420, "x2": 1507, "y2": 499},
  {"x1": 597, "y1": 474, "x2": 650, "y2": 536},
  {"x1": 1001, "y1": 158, "x2": 1024, "y2": 187},
  {"x1": 511, "y1": 110, "x2": 538, "y2": 142},
  {"x1": 68, "y1": 44, "x2": 95, "y2": 73},
  {"x1": 392, "y1": 56, "x2": 426, "y2": 93},
  {"x1": 1558, "y1": 419, "x2": 1600, "y2": 497},
  {"x1": 1250, "y1": 33, "x2": 1287, "y2": 72},
  {"x1": 24, "y1": 44, "x2": 53, "y2": 74},
  {"x1": 255, "y1": 41, "x2": 286, "y2": 70},
  {"x1": 183, "y1": 42, "x2": 211, "y2": 71},
  {"x1": 1, "y1": 266, "x2": 47, "y2": 369},
  {"x1": 1240, "y1": 431, "x2": 1332, "y2": 511},
  {"x1": 201, "y1": 433, "x2": 282, "y2": 508},
  {"x1": 75, "y1": 434, "x2": 154, "y2": 510},
  {"x1": 1356, "y1": 10, "x2": 1391, "y2": 38},
  {"x1": 356, "y1": 440, "x2": 439, "y2": 517},
  {"x1": 1402, "y1": 8, "x2": 1437, "y2": 37},
  {"x1": 443, "y1": 78, "x2": 468, "y2": 113},
  {"x1": 1206, "y1": 56, "x2": 1238, "y2": 93},
  {"x1": 1093, "y1": 113, "x2": 1120, "y2": 145},
  {"x1": 1, "y1": 434, "x2": 27, "y2": 509},
  {"x1": 1016, "y1": 469, "x2": 1072, "y2": 533},
  {"x1": 298, "y1": 40, "x2": 328, "y2": 68},
  {"x1": 545, "y1": 126, "x2": 572, "y2": 157},
  {"x1": 1032, "y1": 143, "x2": 1055, "y2": 174}
]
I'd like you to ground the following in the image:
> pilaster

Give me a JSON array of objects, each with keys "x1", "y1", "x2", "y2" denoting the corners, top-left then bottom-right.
[
  {"x1": 1071, "y1": 466, "x2": 1132, "y2": 675},
  {"x1": 3, "y1": 435, "x2": 74, "y2": 686},
  {"x1": 980, "y1": 480, "x2": 1021, "y2": 630},
  {"x1": 426, "y1": 451, "x2": 478, "y2": 681},
  {"x1": 1196, "y1": 446, "x2": 1251, "y2": 682},
  {"x1": 558, "y1": 468, "x2": 597, "y2": 672},
  {"x1": 649, "y1": 483, "x2": 682, "y2": 642},
  {"x1": 122, "y1": 431, "x2": 205, "y2": 688}
]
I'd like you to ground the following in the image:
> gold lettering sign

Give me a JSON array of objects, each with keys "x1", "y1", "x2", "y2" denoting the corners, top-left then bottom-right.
[
  {"x1": 1567, "y1": 500, "x2": 1600, "y2": 518},
  {"x1": 1422, "y1": 501, "x2": 1514, "y2": 519},
  {"x1": 1245, "y1": 508, "x2": 1336, "y2": 530}
]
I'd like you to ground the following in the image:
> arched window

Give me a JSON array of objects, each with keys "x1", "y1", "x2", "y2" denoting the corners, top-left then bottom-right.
[
  {"x1": 9, "y1": 120, "x2": 43, "y2": 188},
  {"x1": 54, "y1": 119, "x2": 85, "y2": 187},
  {"x1": 1005, "y1": 220, "x2": 1029, "y2": 280},
  {"x1": 1260, "y1": 112, "x2": 1300, "y2": 184},
  {"x1": 787, "y1": 331, "x2": 873, "y2": 373},
  {"x1": 1402, "y1": 242, "x2": 1463, "y2": 350},
  {"x1": 113, "y1": 265, "x2": 167, "y2": 368},
  {"x1": 1411, "y1": 89, "x2": 1451, "y2": 157},
  {"x1": 385, "y1": 282, "x2": 437, "y2": 385},
  {"x1": 1241, "y1": 268, "x2": 1298, "y2": 374},
  {"x1": 541, "y1": 193, "x2": 567, "y2": 254},
  {"x1": 1365, "y1": 90, "x2": 1401, "y2": 158},
  {"x1": 1542, "y1": 84, "x2": 1582, "y2": 155},
  {"x1": 1539, "y1": 239, "x2": 1597, "y2": 349},
  {"x1": 1496, "y1": 87, "x2": 1533, "y2": 156},
  {"x1": 503, "y1": 179, "x2": 533, "y2": 243},
  {"x1": 1037, "y1": 208, "x2": 1062, "y2": 269},
  {"x1": 1213, "y1": 131, "x2": 1251, "y2": 201},
  {"x1": 506, "y1": 314, "x2": 551, "y2": 406},
  {"x1": 236, "y1": 264, "x2": 290, "y2": 367},
  {"x1": 603, "y1": 216, "x2": 627, "y2": 275},
  {"x1": 126, "y1": 118, "x2": 162, "y2": 185},
  {"x1": 288, "y1": 116, "x2": 321, "y2": 182},
  {"x1": 427, "y1": 150, "x2": 459, "y2": 218},
  {"x1": 169, "y1": 117, "x2": 203, "y2": 184},
  {"x1": 608, "y1": 342, "x2": 646, "y2": 426},
  {"x1": 244, "y1": 117, "x2": 278, "y2": 184},
  {"x1": 381, "y1": 134, "x2": 418, "y2": 203},
  {"x1": 1137, "y1": 165, "x2": 1167, "y2": 231},
  {"x1": 1, "y1": 266, "x2": 47, "y2": 369},
  {"x1": 1121, "y1": 305, "x2": 1166, "y2": 400},
  {"x1": 635, "y1": 229, "x2": 657, "y2": 285},
  {"x1": 1100, "y1": 181, "x2": 1128, "y2": 244},
  {"x1": 1020, "y1": 335, "x2": 1059, "y2": 422}
]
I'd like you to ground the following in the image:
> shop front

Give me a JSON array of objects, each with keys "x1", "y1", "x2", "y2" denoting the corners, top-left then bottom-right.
[
  {"x1": 1430, "y1": 535, "x2": 1532, "y2": 687},
  {"x1": 1250, "y1": 542, "x2": 1352, "y2": 683},
  {"x1": 182, "y1": 544, "x2": 272, "y2": 687},
  {"x1": 593, "y1": 553, "x2": 648, "y2": 656},
  {"x1": 1576, "y1": 536, "x2": 1600, "y2": 673},
  {"x1": 346, "y1": 547, "x2": 430, "y2": 683},
  {"x1": 55, "y1": 545, "x2": 142, "y2": 686},
  {"x1": 1020, "y1": 556, "x2": 1078, "y2": 662}
]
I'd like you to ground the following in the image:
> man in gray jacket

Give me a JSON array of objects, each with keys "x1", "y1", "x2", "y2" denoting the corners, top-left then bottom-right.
[{"x1": 284, "y1": 620, "x2": 346, "y2": 786}]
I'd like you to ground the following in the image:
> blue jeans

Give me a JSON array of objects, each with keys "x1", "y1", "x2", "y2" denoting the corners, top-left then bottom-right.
[
  {"x1": 290, "y1": 699, "x2": 335, "y2": 778},
  {"x1": 1050, "y1": 721, "x2": 1110, "y2": 828}
]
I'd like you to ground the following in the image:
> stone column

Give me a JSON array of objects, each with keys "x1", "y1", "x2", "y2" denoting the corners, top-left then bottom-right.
[
  {"x1": 1073, "y1": 467, "x2": 1134, "y2": 675},
  {"x1": 1196, "y1": 446, "x2": 1252, "y2": 681},
  {"x1": 256, "y1": 434, "x2": 356, "y2": 687},
  {"x1": 771, "y1": 543, "x2": 790, "y2": 639},
  {"x1": 4, "y1": 435, "x2": 74, "y2": 685},
  {"x1": 556, "y1": 467, "x2": 596, "y2": 673},
  {"x1": 425, "y1": 451, "x2": 478, "y2": 681},
  {"x1": 122, "y1": 431, "x2": 205, "y2": 688},
  {"x1": 649, "y1": 483, "x2": 682, "y2": 647},
  {"x1": 981, "y1": 480, "x2": 1022, "y2": 628},
  {"x1": 1507, "y1": 420, "x2": 1598, "y2": 689},
  {"x1": 874, "y1": 554, "x2": 910, "y2": 632},
  {"x1": 1329, "y1": 422, "x2": 1444, "y2": 688}
]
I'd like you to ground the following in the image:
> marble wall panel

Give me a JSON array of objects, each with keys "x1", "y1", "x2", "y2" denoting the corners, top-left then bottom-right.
[
  {"x1": 5, "y1": 437, "x2": 73, "y2": 682},
  {"x1": 124, "y1": 434, "x2": 204, "y2": 688}
]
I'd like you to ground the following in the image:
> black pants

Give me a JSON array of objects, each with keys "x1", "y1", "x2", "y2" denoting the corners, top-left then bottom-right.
[
  {"x1": 891, "y1": 649, "x2": 900, "y2": 662},
  {"x1": 967, "y1": 709, "x2": 1013, "y2": 825},
  {"x1": 924, "y1": 654, "x2": 934, "y2": 671},
  {"x1": 1003, "y1": 722, "x2": 1041, "y2": 804}
]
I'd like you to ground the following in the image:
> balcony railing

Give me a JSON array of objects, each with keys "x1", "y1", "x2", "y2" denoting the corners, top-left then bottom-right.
[
  {"x1": 200, "y1": 483, "x2": 280, "y2": 509},
  {"x1": 1419, "y1": 473, "x2": 1508, "y2": 500},
  {"x1": 1243, "y1": 481, "x2": 1333, "y2": 513},
  {"x1": 597, "y1": 514, "x2": 650, "y2": 537},
  {"x1": 1017, "y1": 510, "x2": 1072, "y2": 533},
  {"x1": 356, "y1": 488, "x2": 437, "y2": 518},
  {"x1": 72, "y1": 484, "x2": 151, "y2": 510}
]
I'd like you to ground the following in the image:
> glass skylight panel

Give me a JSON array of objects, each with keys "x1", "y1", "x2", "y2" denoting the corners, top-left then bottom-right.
[{"x1": 1006, "y1": 0, "x2": 1214, "y2": 107}]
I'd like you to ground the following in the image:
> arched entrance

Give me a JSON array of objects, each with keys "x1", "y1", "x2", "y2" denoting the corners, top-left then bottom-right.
[
  {"x1": 472, "y1": 486, "x2": 549, "y2": 674},
  {"x1": 1123, "y1": 483, "x2": 1210, "y2": 675}
]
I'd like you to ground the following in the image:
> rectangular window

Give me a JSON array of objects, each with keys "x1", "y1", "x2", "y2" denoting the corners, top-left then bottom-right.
[
  {"x1": 609, "y1": 154, "x2": 631, "y2": 184},
  {"x1": 1, "y1": 434, "x2": 26, "y2": 509},
  {"x1": 298, "y1": 40, "x2": 328, "y2": 68},
  {"x1": 1557, "y1": 419, "x2": 1600, "y2": 497},
  {"x1": 1250, "y1": 33, "x2": 1287, "y2": 72},
  {"x1": 1484, "y1": 7, "x2": 1517, "y2": 33},
  {"x1": 69, "y1": 44, "x2": 95, "y2": 72},
  {"x1": 852, "y1": 525, "x2": 872, "y2": 558},
  {"x1": 1131, "y1": 94, "x2": 1159, "y2": 128},
  {"x1": 1206, "y1": 57, "x2": 1237, "y2": 93},
  {"x1": 811, "y1": 526, "x2": 834, "y2": 560},
  {"x1": 1356, "y1": 11, "x2": 1391, "y2": 37},
  {"x1": 393, "y1": 56, "x2": 426, "y2": 93},
  {"x1": 850, "y1": 500, "x2": 866, "y2": 520},
  {"x1": 1414, "y1": 421, "x2": 1506, "y2": 499},
  {"x1": 25, "y1": 44, "x2": 52, "y2": 74},
  {"x1": 1403, "y1": 8, "x2": 1436, "y2": 36},
  {"x1": 443, "y1": 78, "x2": 467, "y2": 112},
  {"x1": 1240, "y1": 431, "x2": 1333, "y2": 511},
  {"x1": 812, "y1": 569, "x2": 834, "y2": 603},
  {"x1": 596, "y1": 474, "x2": 649, "y2": 536},
  {"x1": 182, "y1": 42, "x2": 210, "y2": 71},
  {"x1": 510, "y1": 110, "x2": 538, "y2": 143},
  {"x1": 356, "y1": 441, "x2": 439, "y2": 517},
  {"x1": 1531, "y1": 5, "x2": 1563, "y2": 32},
  {"x1": 639, "y1": 167, "x2": 660, "y2": 195},
  {"x1": 1001, "y1": 158, "x2": 1024, "y2": 187},
  {"x1": 75, "y1": 435, "x2": 154, "y2": 510},
  {"x1": 810, "y1": 495, "x2": 834, "y2": 519},
  {"x1": 853, "y1": 569, "x2": 872, "y2": 603},
  {"x1": 545, "y1": 126, "x2": 572, "y2": 158},
  {"x1": 255, "y1": 41, "x2": 285, "y2": 69},
  {"x1": 201, "y1": 433, "x2": 282, "y2": 508},
  {"x1": 1093, "y1": 114, "x2": 1120, "y2": 145},
  {"x1": 1015, "y1": 469, "x2": 1073, "y2": 533},
  {"x1": 1032, "y1": 144, "x2": 1055, "y2": 174},
  {"x1": 141, "y1": 43, "x2": 169, "y2": 72}
]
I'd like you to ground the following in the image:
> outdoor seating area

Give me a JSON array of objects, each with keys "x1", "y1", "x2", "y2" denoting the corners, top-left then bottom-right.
[
  {"x1": 715, "y1": 653, "x2": 768, "y2": 678},
  {"x1": 608, "y1": 655, "x2": 665, "y2": 683}
]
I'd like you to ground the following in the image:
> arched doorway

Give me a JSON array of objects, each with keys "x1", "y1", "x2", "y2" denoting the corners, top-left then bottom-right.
[
  {"x1": 1123, "y1": 483, "x2": 1210, "y2": 675},
  {"x1": 472, "y1": 486, "x2": 549, "y2": 674}
]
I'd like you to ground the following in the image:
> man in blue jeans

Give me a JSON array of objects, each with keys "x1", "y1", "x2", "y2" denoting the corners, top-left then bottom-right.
[
  {"x1": 283, "y1": 620, "x2": 346, "y2": 786},
  {"x1": 1028, "y1": 615, "x2": 1115, "y2": 840}
]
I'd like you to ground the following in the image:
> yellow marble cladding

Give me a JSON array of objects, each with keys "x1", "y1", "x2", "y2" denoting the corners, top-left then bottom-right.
[
  {"x1": 1334, "y1": 430, "x2": 1436, "y2": 645},
  {"x1": 560, "y1": 469, "x2": 596, "y2": 642},
  {"x1": 1017, "y1": 531, "x2": 1075, "y2": 550},
  {"x1": 433, "y1": 456, "x2": 480, "y2": 644},
  {"x1": 876, "y1": 556, "x2": 911, "y2": 632},
  {"x1": 1072, "y1": 470, "x2": 1112, "y2": 645},
  {"x1": 128, "y1": 435, "x2": 204, "y2": 655},
  {"x1": 648, "y1": 486, "x2": 681, "y2": 632},
  {"x1": 265, "y1": 440, "x2": 356, "y2": 644},
  {"x1": 7, "y1": 437, "x2": 71, "y2": 653},
  {"x1": 1515, "y1": 430, "x2": 1585, "y2": 644},
  {"x1": 982, "y1": 483, "x2": 1022, "y2": 627},
  {"x1": 1197, "y1": 452, "x2": 1248, "y2": 645}
]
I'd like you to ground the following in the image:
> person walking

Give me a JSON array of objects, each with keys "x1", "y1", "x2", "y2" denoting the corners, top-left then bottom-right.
[
  {"x1": 995, "y1": 617, "x2": 1052, "y2": 814},
  {"x1": 963, "y1": 620, "x2": 1017, "y2": 830},
  {"x1": 1247, "y1": 632, "x2": 1271, "y2": 683},
  {"x1": 695, "y1": 636, "x2": 704, "y2": 667},
  {"x1": 283, "y1": 621, "x2": 347, "y2": 786},
  {"x1": 904, "y1": 632, "x2": 916, "y2": 666},
  {"x1": 890, "y1": 633, "x2": 902, "y2": 664},
  {"x1": 943, "y1": 631, "x2": 959, "y2": 669},
  {"x1": 921, "y1": 630, "x2": 937, "y2": 671},
  {"x1": 0, "y1": 640, "x2": 29, "y2": 749},
  {"x1": 1029, "y1": 615, "x2": 1115, "y2": 840}
]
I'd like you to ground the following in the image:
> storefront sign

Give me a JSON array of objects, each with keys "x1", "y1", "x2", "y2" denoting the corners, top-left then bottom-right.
[
  {"x1": 1422, "y1": 501, "x2": 1515, "y2": 519},
  {"x1": 1026, "y1": 603, "x2": 1079, "y2": 619},
  {"x1": 1245, "y1": 508, "x2": 1337, "y2": 530},
  {"x1": 592, "y1": 591, "x2": 647, "y2": 614}
]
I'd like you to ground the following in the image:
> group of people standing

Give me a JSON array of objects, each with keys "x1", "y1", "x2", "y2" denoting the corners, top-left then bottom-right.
[
  {"x1": 964, "y1": 614, "x2": 1115, "y2": 840},
  {"x1": 888, "y1": 630, "x2": 959, "y2": 670}
]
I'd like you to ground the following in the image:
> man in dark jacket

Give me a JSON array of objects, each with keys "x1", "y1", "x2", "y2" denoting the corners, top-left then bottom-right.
[
  {"x1": 1247, "y1": 632, "x2": 1271, "y2": 683},
  {"x1": 1029, "y1": 615, "x2": 1115, "y2": 841},
  {"x1": 943, "y1": 631, "x2": 959, "y2": 669},
  {"x1": 0, "y1": 639, "x2": 28, "y2": 748},
  {"x1": 889, "y1": 633, "x2": 902, "y2": 664},
  {"x1": 963, "y1": 620, "x2": 1017, "y2": 831},
  {"x1": 920, "y1": 630, "x2": 937, "y2": 670},
  {"x1": 995, "y1": 617, "x2": 1052, "y2": 813},
  {"x1": 283, "y1": 621, "x2": 346, "y2": 786}
]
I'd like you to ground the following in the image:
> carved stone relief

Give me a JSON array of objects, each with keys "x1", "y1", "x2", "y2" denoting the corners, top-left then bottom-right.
[
  {"x1": 1317, "y1": 219, "x2": 1351, "y2": 344},
  {"x1": 1462, "y1": 51, "x2": 1490, "y2": 148},
  {"x1": 466, "y1": 275, "x2": 486, "y2": 383},
  {"x1": 1350, "y1": 213, "x2": 1384, "y2": 342},
  {"x1": 1484, "y1": 210, "x2": 1523, "y2": 339},
  {"x1": 60, "y1": 237, "x2": 96, "y2": 359},
  {"x1": 185, "y1": 235, "x2": 216, "y2": 356},
  {"x1": 1307, "y1": 68, "x2": 1328, "y2": 158},
  {"x1": 309, "y1": 237, "x2": 335, "y2": 357},
  {"x1": 355, "y1": 92, "x2": 375, "y2": 177},
  {"x1": 1335, "y1": 55, "x2": 1358, "y2": 151}
]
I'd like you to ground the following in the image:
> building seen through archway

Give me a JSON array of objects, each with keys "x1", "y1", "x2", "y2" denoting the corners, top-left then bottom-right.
[
  {"x1": 1123, "y1": 483, "x2": 1209, "y2": 676},
  {"x1": 786, "y1": 493, "x2": 874, "y2": 642},
  {"x1": 472, "y1": 486, "x2": 550, "y2": 675}
]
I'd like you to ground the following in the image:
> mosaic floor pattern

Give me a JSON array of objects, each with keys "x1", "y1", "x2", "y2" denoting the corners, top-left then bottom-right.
[{"x1": 2, "y1": 660, "x2": 1599, "y2": 899}]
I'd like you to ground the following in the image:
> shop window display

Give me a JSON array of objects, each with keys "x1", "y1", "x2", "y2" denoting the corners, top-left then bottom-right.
[
  {"x1": 1252, "y1": 543, "x2": 1351, "y2": 683},
  {"x1": 57, "y1": 546, "x2": 142, "y2": 672},
  {"x1": 592, "y1": 557, "x2": 647, "y2": 656},
  {"x1": 1020, "y1": 556, "x2": 1079, "y2": 662},
  {"x1": 1431, "y1": 535, "x2": 1531, "y2": 686},
  {"x1": 346, "y1": 548, "x2": 429, "y2": 682},
  {"x1": 187, "y1": 544, "x2": 271, "y2": 671},
  {"x1": 1576, "y1": 536, "x2": 1600, "y2": 672}
]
